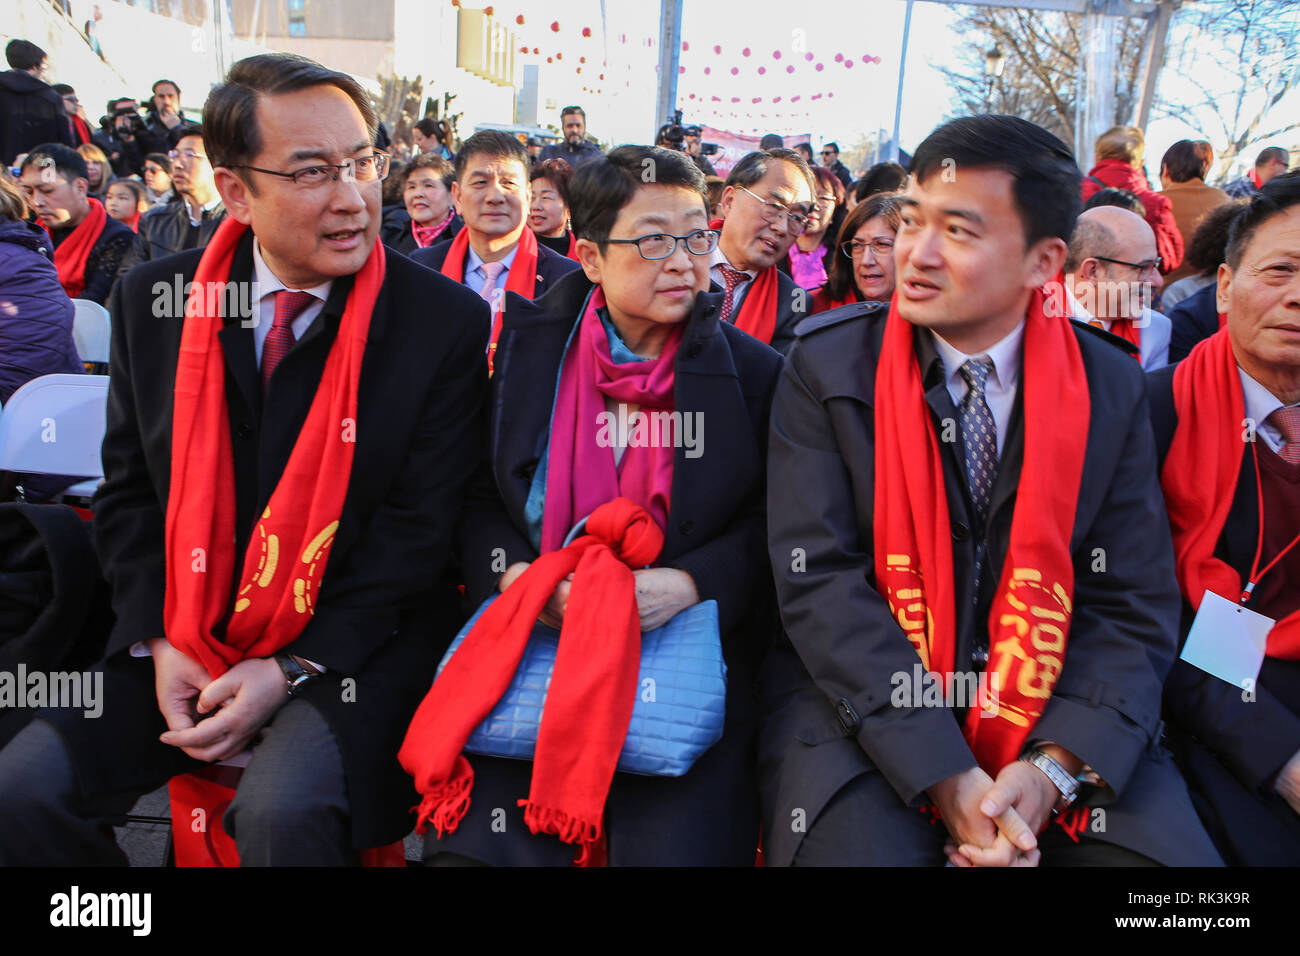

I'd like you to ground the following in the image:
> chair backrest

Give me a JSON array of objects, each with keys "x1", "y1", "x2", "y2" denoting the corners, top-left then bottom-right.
[
  {"x1": 0, "y1": 374, "x2": 109, "y2": 478},
  {"x1": 71, "y1": 299, "x2": 111, "y2": 365}
]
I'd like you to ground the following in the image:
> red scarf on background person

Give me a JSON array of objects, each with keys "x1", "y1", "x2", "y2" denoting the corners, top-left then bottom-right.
[
  {"x1": 400, "y1": 498, "x2": 659, "y2": 861},
  {"x1": 1162, "y1": 328, "x2": 1300, "y2": 659},
  {"x1": 121, "y1": 210, "x2": 142, "y2": 232},
  {"x1": 709, "y1": 217, "x2": 780, "y2": 345},
  {"x1": 1105, "y1": 317, "x2": 1143, "y2": 356},
  {"x1": 566, "y1": 230, "x2": 579, "y2": 262},
  {"x1": 49, "y1": 197, "x2": 108, "y2": 299},
  {"x1": 540, "y1": 285, "x2": 680, "y2": 553},
  {"x1": 873, "y1": 286, "x2": 1091, "y2": 774},
  {"x1": 440, "y1": 225, "x2": 539, "y2": 372},
  {"x1": 163, "y1": 217, "x2": 385, "y2": 677}
]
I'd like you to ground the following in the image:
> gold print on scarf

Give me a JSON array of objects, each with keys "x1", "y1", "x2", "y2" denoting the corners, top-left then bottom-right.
[
  {"x1": 233, "y1": 508, "x2": 279, "y2": 613},
  {"x1": 884, "y1": 554, "x2": 933, "y2": 671},
  {"x1": 293, "y1": 520, "x2": 339, "y2": 615},
  {"x1": 990, "y1": 569, "x2": 1072, "y2": 720}
]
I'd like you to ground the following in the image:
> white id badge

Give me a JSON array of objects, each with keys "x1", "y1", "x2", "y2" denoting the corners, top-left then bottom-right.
[{"x1": 1179, "y1": 589, "x2": 1274, "y2": 689}]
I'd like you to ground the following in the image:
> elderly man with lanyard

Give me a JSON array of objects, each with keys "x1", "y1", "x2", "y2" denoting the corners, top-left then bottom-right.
[{"x1": 1149, "y1": 171, "x2": 1300, "y2": 866}]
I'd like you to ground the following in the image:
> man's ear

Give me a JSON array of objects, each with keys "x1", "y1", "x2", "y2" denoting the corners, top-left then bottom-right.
[
  {"x1": 575, "y1": 237, "x2": 603, "y2": 285},
  {"x1": 1216, "y1": 261, "x2": 1233, "y2": 317},
  {"x1": 450, "y1": 180, "x2": 463, "y2": 217},
  {"x1": 1076, "y1": 256, "x2": 1102, "y2": 282},
  {"x1": 1025, "y1": 236, "x2": 1067, "y2": 289},
  {"x1": 214, "y1": 167, "x2": 254, "y2": 225},
  {"x1": 717, "y1": 185, "x2": 736, "y2": 221}
]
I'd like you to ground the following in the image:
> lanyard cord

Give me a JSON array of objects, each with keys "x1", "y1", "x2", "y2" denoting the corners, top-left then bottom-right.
[{"x1": 1241, "y1": 441, "x2": 1300, "y2": 605}]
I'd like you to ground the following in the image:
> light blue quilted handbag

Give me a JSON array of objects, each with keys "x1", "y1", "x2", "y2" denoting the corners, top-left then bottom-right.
[{"x1": 436, "y1": 597, "x2": 727, "y2": 776}]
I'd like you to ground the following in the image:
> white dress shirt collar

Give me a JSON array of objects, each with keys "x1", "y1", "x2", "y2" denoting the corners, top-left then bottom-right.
[{"x1": 930, "y1": 319, "x2": 1026, "y2": 459}]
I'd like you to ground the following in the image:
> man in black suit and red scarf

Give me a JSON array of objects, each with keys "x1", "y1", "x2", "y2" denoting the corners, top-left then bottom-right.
[{"x1": 0, "y1": 52, "x2": 489, "y2": 866}]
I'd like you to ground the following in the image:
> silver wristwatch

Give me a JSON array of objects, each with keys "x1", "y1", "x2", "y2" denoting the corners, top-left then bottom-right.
[{"x1": 1022, "y1": 749, "x2": 1080, "y2": 815}]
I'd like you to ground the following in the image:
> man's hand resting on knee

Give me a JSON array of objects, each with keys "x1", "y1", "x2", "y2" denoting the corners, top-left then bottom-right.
[{"x1": 149, "y1": 638, "x2": 291, "y2": 763}]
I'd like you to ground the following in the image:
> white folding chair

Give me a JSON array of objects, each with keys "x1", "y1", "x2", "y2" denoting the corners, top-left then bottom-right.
[
  {"x1": 71, "y1": 299, "x2": 111, "y2": 369},
  {"x1": 0, "y1": 374, "x2": 109, "y2": 498}
]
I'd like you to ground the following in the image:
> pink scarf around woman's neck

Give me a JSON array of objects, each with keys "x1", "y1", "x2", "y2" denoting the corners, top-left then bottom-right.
[{"x1": 539, "y1": 286, "x2": 681, "y2": 553}]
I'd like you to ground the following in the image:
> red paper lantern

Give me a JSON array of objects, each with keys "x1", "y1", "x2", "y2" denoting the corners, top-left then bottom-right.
[
  {"x1": 860, "y1": 54, "x2": 871, "y2": 63},
  {"x1": 599, "y1": 73, "x2": 604, "y2": 80},
  {"x1": 532, "y1": 47, "x2": 539, "y2": 54},
  {"x1": 791, "y1": 96, "x2": 800, "y2": 102},
  {"x1": 845, "y1": 60, "x2": 854, "y2": 69},
  {"x1": 519, "y1": 46, "x2": 528, "y2": 53},
  {"x1": 730, "y1": 67, "x2": 739, "y2": 75},
  {"x1": 582, "y1": 27, "x2": 592, "y2": 37},
  {"x1": 580, "y1": 56, "x2": 586, "y2": 63},
  {"x1": 679, "y1": 65, "x2": 685, "y2": 73},
  {"x1": 742, "y1": 47, "x2": 751, "y2": 57},
  {"x1": 731, "y1": 97, "x2": 740, "y2": 103},
  {"x1": 786, "y1": 65, "x2": 794, "y2": 74},
  {"x1": 576, "y1": 67, "x2": 582, "y2": 73},
  {"x1": 752, "y1": 96, "x2": 761, "y2": 103},
  {"x1": 828, "y1": 92, "x2": 835, "y2": 98},
  {"x1": 805, "y1": 52, "x2": 814, "y2": 61},
  {"x1": 712, "y1": 96, "x2": 721, "y2": 101},
  {"x1": 834, "y1": 52, "x2": 844, "y2": 62},
  {"x1": 815, "y1": 62, "x2": 824, "y2": 71},
  {"x1": 483, "y1": 5, "x2": 493, "y2": 15},
  {"x1": 550, "y1": 21, "x2": 560, "y2": 32},
  {"x1": 713, "y1": 44, "x2": 722, "y2": 54},
  {"x1": 516, "y1": 14, "x2": 524, "y2": 25},
  {"x1": 758, "y1": 66, "x2": 766, "y2": 75},
  {"x1": 682, "y1": 41, "x2": 689, "y2": 51},
  {"x1": 773, "y1": 50, "x2": 782, "y2": 59},
  {"x1": 450, "y1": 0, "x2": 459, "y2": 6},
  {"x1": 703, "y1": 66, "x2": 710, "y2": 75},
  {"x1": 547, "y1": 56, "x2": 553, "y2": 63},
  {"x1": 555, "y1": 51, "x2": 562, "y2": 60},
  {"x1": 773, "y1": 96, "x2": 782, "y2": 103}
]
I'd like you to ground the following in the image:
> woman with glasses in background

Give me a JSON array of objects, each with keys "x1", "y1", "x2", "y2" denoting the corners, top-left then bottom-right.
[
  {"x1": 402, "y1": 145, "x2": 784, "y2": 867},
  {"x1": 787, "y1": 166, "x2": 845, "y2": 290},
  {"x1": 810, "y1": 191, "x2": 903, "y2": 314}
]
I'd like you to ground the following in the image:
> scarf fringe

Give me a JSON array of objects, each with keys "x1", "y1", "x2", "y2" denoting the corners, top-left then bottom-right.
[
  {"x1": 412, "y1": 761, "x2": 474, "y2": 837},
  {"x1": 520, "y1": 799, "x2": 601, "y2": 846}
]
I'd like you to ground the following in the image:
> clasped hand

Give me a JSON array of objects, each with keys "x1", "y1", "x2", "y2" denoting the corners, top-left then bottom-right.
[
  {"x1": 930, "y1": 760, "x2": 1061, "y2": 867},
  {"x1": 147, "y1": 638, "x2": 290, "y2": 763},
  {"x1": 499, "y1": 562, "x2": 699, "y2": 631}
]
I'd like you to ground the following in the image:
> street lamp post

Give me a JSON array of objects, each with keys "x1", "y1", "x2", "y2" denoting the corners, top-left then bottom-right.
[{"x1": 983, "y1": 43, "x2": 1006, "y2": 113}]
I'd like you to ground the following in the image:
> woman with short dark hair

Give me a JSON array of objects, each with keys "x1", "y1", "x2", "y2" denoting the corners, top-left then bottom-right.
[
  {"x1": 401, "y1": 145, "x2": 783, "y2": 866},
  {"x1": 528, "y1": 157, "x2": 576, "y2": 258},
  {"x1": 380, "y1": 151, "x2": 460, "y2": 256}
]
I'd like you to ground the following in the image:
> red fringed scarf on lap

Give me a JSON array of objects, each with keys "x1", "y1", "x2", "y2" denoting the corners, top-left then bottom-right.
[
  {"x1": 399, "y1": 498, "x2": 660, "y2": 858},
  {"x1": 1162, "y1": 328, "x2": 1300, "y2": 659},
  {"x1": 873, "y1": 287, "x2": 1091, "y2": 773},
  {"x1": 163, "y1": 217, "x2": 385, "y2": 677},
  {"x1": 49, "y1": 197, "x2": 108, "y2": 299}
]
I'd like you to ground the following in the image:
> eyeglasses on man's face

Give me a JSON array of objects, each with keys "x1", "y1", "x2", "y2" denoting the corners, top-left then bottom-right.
[
  {"x1": 603, "y1": 228, "x2": 719, "y2": 260},
  {"x1": 168, "y1": 148, "x2": 207, "y2": 164},
  {"x1": 1092, "y1": 253, "x2": 1162, "y2": 275},
  {"x1": 841, "y1": 238, "x2": 896, "y2": 260},
  {"x1": 226, "y1": 151, "x2": 389, "y2": 187},
  {"x1": 737, "y1": 185, "x2": 810, "y2": 236}
]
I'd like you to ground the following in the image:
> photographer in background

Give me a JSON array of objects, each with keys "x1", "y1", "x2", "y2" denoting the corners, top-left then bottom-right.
[
  {"x1": 684, "y1": 125, "x2": 716, "y2": 176},
  {"x1": 141, "y1": 79, "x2": 190, "y2": 153},
  {"x1": 93, "y1": 97, "x2": 149, "y2": 177}
]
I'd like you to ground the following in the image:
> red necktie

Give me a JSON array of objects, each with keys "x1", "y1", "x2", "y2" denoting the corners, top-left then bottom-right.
[
  {"x1": 718, "y1": 265, "x2": 748, "y2": 324},
  {"x1": 262, "y1": 289, "x2": 316, "y2": 393},
  {"x1": 1268, "y1": 406, "x2": 1300, "y2": 464}
]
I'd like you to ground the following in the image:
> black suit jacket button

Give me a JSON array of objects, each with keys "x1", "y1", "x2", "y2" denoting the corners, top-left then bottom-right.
[
  {"x1": 951, "y1": 522, "x2": 969, "y2": 541},
  {"x1": 678, "y1": 519, "x2": 694, "y2": 535},
  {"x1": 236, "y1": 423, "x2": 254, "y2": 440}
]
